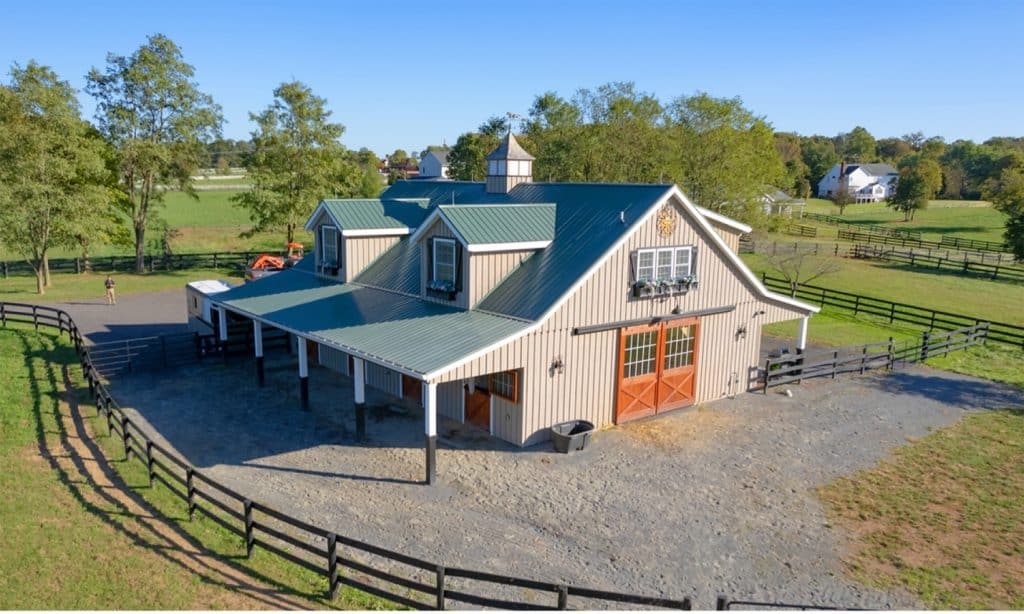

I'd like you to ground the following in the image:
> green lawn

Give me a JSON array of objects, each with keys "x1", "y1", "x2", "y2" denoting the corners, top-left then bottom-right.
[
  {"x1": 1, "y1": 269, "x2": 244, "y2": 303},
  {"x1": 0, "y1": 325, "x2": 390, "y2": 608},
  {"x1": 801, "y1": 199, "x2": 1006, "y2": 243},
  {"x1": 819, "y1": 408, "x2": 1024, "y2": 609}
]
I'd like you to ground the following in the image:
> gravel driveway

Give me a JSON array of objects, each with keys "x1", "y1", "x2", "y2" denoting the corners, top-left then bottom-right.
[{"x1": 108, "y1": 351, "x2": 1024, "y2": 609}]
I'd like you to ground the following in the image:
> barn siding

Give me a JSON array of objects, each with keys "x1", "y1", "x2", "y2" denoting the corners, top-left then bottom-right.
[
  {"x1": 437, "y1": 380, "x2": 462, "y2": 421},
  {"x1": 318, "y1": 345, "x2": 349, "y2": 375},
  {"x1": 366, "y1": 362, "x2": 401, "y2": 396},
  {"x1": 468, "y1": 250, "x2": 533, "y2": 307},
  {"x1": 345, "y1": 236, "x2": 400, "y2": 280},
  {"x1": 433, "y1": 195, "x2": 811, "y2": 446},
  {"x1": 705, "y1": 219, "x2": 742, "y2": 252}
]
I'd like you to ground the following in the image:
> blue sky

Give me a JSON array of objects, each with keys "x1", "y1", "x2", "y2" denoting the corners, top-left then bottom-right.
[{"x1": 2, "y1": 0, "x2": 1022, "y2": 155}]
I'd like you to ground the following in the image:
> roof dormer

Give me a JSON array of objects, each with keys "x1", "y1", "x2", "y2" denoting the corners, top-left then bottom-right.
[{"x1": 485, "y1": 131, "x2": 534, "y2": 194}]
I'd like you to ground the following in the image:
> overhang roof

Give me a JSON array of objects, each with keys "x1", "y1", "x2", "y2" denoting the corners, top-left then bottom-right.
[{"x1": 214, "y1": 263, "x2": 529, "y2": 377}]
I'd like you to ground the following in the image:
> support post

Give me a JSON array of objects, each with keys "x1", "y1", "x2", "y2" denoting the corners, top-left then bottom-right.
[
  {"x1": 353, "y1": 358, "x2": 366, "y2": 440},
  {"x1": 121, "y1": 416, "x2": 130, "y2": 460},
  {"x1": 425, "y1": 381, "x2": 437, "y2": 485},
  {"x1": 186, "y1": 468, "x2": 196, "y2": 521},
  {"x1": 253, "y1": 320, "x2": 265, "y2": 387},
  {"x1": 298, "y1": 337, "x2": 309, "y2": 410},
  {"x1": 797, "y1": 315, "x2": 809, "y2": 354},
  {"x1": 217, "y1": 306, "x2": 228, "y2": 362},
  {"x1": 327, "y1": 533, "x2": 339, "y2": 599},
  {"x1": 244, "y1": 499, "x2": 254, "y2": 556},
  {"x1": 435, "y1": 564, "x2": 446, "y2": 610}
]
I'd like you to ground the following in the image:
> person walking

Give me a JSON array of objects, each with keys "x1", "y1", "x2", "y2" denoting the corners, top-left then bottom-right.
[{"x1": 104, "y1": 275, "x2": 116, "y2": 305}]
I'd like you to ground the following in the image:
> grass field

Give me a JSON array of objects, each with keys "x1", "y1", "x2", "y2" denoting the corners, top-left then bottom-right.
[
  {"x1": 0, "y1": 324, "x2": 388, "y2": 608},
  {"x1": 802, "y1": 199, "x2": 1006, "y2": 243},
  {"x1": 0, "y1": 269, "x2": 244, "y2": 303},
  {"x1": 819, "y1": 408, "x2": 1024, "y2": 609}
]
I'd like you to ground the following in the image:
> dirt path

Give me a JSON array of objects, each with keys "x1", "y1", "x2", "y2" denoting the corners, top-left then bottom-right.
[{"x1": 55, "y1": 365, "x2": 315, "y2": 610}]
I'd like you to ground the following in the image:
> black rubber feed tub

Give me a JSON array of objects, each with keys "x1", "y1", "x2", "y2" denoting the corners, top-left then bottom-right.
[{"x1": 551, "y1": 420, "x2": 595, "y2": 453}]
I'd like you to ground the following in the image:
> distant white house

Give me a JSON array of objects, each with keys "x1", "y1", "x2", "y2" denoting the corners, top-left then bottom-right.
[
  {"x1": 760, "y1": 189, "x2": 805, "y2": 217},
  {"x1": 817, "y1": 163, "x2": 898, "y2": 202},
  {"x1": 418, "y1": 148, "x2": 451, "y2": 179}
]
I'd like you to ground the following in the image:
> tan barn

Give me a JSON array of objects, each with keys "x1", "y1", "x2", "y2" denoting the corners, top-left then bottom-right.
[{"x1": 209, "y1": 133, "x2": 818, "y2": 483}]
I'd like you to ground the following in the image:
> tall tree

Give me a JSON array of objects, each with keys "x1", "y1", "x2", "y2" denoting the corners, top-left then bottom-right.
[
  {"x1": 86, "y1": 34, "x2": 222, "y2": 272},
  {"x1": 0, "y1": 62, "x2": 112, "y2": 293},
  {"x1": 889, "y1": 155, "x2": 942, "y2": 221},
  {"x1": 666, "y1": 92, "x2": 784, "y2": 223},
  {"x1": 447, "y1": 116, "x2": 508, "y2": 181},
  {"x1": 836, "y1": 126, "x2": 877, "y2": 162},
  {"x1": 234, "y1": 81, "x2": 360, "y2": 243},
  {"x1": 800, "y1": 135, "x2": 839, "y2": 195},
  {"x1": 983, "y1": 164, "x2": 1024, "y2": 261}
]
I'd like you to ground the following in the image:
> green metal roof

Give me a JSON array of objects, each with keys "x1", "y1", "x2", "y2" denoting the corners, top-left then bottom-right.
[
  {"x1": 215, "y1": 265, "x2": 527, "y2": 376},
  {"x1": 320, "y1": 198, "x2": 430, "y2": 231},
  {"x1": 439, "y1": 203, "x2": 556, "y2": 245}
]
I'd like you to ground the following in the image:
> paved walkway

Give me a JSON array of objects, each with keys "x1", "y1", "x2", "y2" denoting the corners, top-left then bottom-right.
[
  {"x1": 55, "y1": 288, "x2": 190, "y2": 344},
  {"x1": 109, "y1": 350, "x2": 1024, "y2": 609}
]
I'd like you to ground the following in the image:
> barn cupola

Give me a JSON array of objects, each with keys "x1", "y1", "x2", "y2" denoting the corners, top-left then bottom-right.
[{"x1": 485, "y1": 130, "x2": 535, "y2": 194}]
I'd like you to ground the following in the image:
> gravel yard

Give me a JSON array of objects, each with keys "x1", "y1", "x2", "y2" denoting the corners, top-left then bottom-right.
[{"x1": 109, "y1": 352, "x2": 1024, "y2": 609}]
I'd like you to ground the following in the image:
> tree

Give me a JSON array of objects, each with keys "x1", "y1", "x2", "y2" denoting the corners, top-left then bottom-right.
[
  {"x1": 800, "y1": 136, "x2": 839, "y2": 195},
  {"x1": 86, "y1": 34, "x2": 222, "y2": 272},
  {"x1": 836, "y1": 126, "x2": 876, "y2": 162},
  {"x1": 831, "y1": 185, "x2": 854, "y2": 215},
  {"x1": 889, "y1": 156, "x2": 942, "y2": 221},
  {"x1": 983, "y1": 164, "x2": 1024, "y2": 261},
  {"x1": 666, "y1": 92, "x2": 784, "y2": 223},
  {"x1": 447, "y1": 116, "x2": 508, "y2": 181},
  {"x1": 877, "y1": 137, "x2": 913, "y2": 163},
  {"x1": 768, "y1": 250, "x2": 841, "y2": 296},
  {"x1": 0, "y1": 62, "x2": 113, "y2": 293},
  {"x1": 234, "y1": 81, "x2": 361, "y2": 243}
]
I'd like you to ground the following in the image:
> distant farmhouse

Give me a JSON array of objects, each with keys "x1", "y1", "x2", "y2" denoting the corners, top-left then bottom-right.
[
  {"x1": 760, "y1": 189, "x2": 805, "y2": 217},
  {"x1": 203, "y1": 132, "x2": 817, "y2": 482},
  {"x1": 817, "y1": 162, "x2": 898, "y2": 202},
  {"x1": 418, "y1": 148, "x2": 451, "y2": 180}
]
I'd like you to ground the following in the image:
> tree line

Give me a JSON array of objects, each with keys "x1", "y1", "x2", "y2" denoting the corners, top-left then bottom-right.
[
  {"x1": 0, "y1": 34, "x2": 381, "y2": 293},
  {"x1": 3, "y1": 42, "x2": 1023, "y2": 296}
]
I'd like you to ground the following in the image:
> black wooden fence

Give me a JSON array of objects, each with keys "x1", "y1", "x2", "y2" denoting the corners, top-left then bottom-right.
[
  {"x1": 940, "y1": 235, "x2": 1008, "y2": 252},
  {"x1": 851, "y1": 244, "x2": 1024, "y2": 283},
  {"x1": 762, "y1": 324, "x2": 989, "y2": 392},
  {"x1": 800, "y1": 212, "x2": 922, "y2": 240},
  {"x1": 761, "y1": 274, "x2": 1024, "y2": 348},
  {"x1": 0, "y1": 251, "x2": 258, "y2": 278}
]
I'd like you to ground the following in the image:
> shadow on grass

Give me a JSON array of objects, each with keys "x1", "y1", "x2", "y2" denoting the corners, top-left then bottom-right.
[{"x1": 15, "y1": 328, "x2": 321, "y2": 609}]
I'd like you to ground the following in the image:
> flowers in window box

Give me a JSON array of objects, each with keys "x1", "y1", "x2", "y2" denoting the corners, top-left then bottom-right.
[
  {"x1": 674, "y1": 274, "x2": 699, "y2": 292},
  {"x1": 320, "y1": 260, "x2": 339, "y2": 275},
  {"x1": 631, "y1": 278, "x2": 657, "y2": 298},
  {"x1": 426, "y1": 279, "x2": 457, "y2": 300}
]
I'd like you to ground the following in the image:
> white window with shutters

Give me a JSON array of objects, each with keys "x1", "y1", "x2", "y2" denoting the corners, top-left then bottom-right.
[{"x1": 635, "y1": 246, "x2": 694, "y2": 282}]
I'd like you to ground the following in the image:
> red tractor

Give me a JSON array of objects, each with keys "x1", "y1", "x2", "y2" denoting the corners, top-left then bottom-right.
[{"x1": 245, "y1": 242, "x2": 304, "y2": 281}]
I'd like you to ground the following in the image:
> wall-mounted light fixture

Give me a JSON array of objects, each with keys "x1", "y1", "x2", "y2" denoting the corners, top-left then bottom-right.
[
  {"x1": 735, "y1": 325, "x2": 748, "y2": 340},
  {"x1": 753, "y1": 309, "x2": 766, "y2": 317},
  {"x1": 550, "y1": 357, "x2": 565, "y2": 376}
]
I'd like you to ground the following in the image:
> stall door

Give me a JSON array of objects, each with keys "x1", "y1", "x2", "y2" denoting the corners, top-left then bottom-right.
[
  {"x1": 464, "y1": 387, "x2": 491, "y2": 431},
  {"x1": 615, "y1": 318, "x2": 700, "y2": 423},
  {"x1": 402, "y1": 374, "x2": 423, "y2": 407}
]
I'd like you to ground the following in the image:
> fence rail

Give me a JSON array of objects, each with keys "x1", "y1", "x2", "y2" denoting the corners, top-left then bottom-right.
[
  {"x1": 761, "y1": 274, "x2": 1024, "y2": 348},
  {"x1": 851, "y1": 244, "x2": 1024, "y2": 283},
  {"x1": 940, "y1": 235, "x2": 1009, "y2": 252},
  {"x1": 762, "y1": 324, "x2": 989, "y2": 391},
  {"x1": 801, "y1": 212, "x2": 922, "y2": 240},
  {"x1": 1, "y1": 250, "x2": 259, "y2": 278}
]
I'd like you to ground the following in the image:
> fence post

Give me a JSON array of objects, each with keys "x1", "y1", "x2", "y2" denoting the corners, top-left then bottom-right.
[
  {"x1": 832, "y1": 350, "x2": 839, "y2": 378},
  {"x1": 327, "y1": 533, "x2": 339, "y2": 600},
  {"x1": 104, "y1": 400, "x2": 113, "y2": 436},
  {"x1": 186, "y1": 468, "x2": 196, "y2": 520},
  {"x1": 557, "y1": 585, "x2": 568, "y2": 610},
  {"x1": 887, "y1": 337, "x2": 895, "y2": 370},
  {"x1": 146, "y1": 441, "x2": 155, "y2": 486},
  {"x1": 853, "y1": 295, "x2": 860, "y2": 315},
  {"x1": 121, "y1": 416, "x2": 130, "y2": 460},
  {"x1": 244, "y1": 499, "x2": 254, "y2": 556},
  {"x1": 213, "y1": 253, "x2": 218, "y2": 269},
  {"x1": 860, "y1": 345, "x2": 868, "y2": 374},
  {"x1": 435, "y1": 564, "x2": 446, "y2": 610},
  {"x1": 717, "y1": 595, "x2": 729, "y2": 610},
  {"x1": 889, "y1": 303, "x2": 896, "y2": 323},
  {"x1": 1, "y1": 303, "x2": 5, "y2": 327},
  {"x1": 75, "y1": 258, "x2": 81, "y2": 274},
  {"x1": 2, "y1": 261, "x2": 6, "y2": 279},
  {"x1": 33, "y1": 305, "x2": 38, "y2": 331},
  {"x1": 763, "y1": 358, "x2": 771, "y2": 394},
  {"x1": 921, "y1": 331, "x2": 931, "y2": 362}
]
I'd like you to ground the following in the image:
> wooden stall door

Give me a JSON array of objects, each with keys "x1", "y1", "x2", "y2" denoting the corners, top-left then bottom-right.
[
  {"x1": 656, "y1": 319, "x2": 700, "y2": 411},
  {"x1": 464, "y1": 388, "x2": 491, "y2": 431},
  {"x1": 402, "y1": 374, "x2": 423, "y2": 407},
  {"x1": 615, "y1": 324, "x2": 661, "y2": 423}
]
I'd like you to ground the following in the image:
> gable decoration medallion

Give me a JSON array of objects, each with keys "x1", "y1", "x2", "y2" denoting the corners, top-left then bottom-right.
[{"x1": 656, "y1": 203, "x2": 676, "y2": 237}]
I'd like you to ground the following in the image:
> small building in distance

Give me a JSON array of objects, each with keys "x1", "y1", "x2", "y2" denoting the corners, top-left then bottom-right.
[{"x1": 418, "y1": 148, "x2": 451, "y2": 179}]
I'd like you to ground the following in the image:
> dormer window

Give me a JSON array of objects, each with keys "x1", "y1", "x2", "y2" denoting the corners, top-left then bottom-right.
[
  {"x1": 320, "y1": 225, "x2": 339, "y2": 274},
  {"x1": 432, "y1": 238, "x2": 457, "y2": 284}
]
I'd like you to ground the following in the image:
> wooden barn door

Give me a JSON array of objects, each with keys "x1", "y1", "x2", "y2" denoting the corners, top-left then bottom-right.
[
  {"x1": 616, "y1": 319, "x2": 700, "y2": 423},
  {"x1": 464, "y1": 387, "x2": 490, "y2": 430},
  {"x1": 615, "y1": 324, "x2": 661, "y2": 423},
  {"x1": 657, "y1": 319, "x2": 699, "y2": 411},
  {"x1": 402, "y1": 374, "x2": 423, "y2": 407}
]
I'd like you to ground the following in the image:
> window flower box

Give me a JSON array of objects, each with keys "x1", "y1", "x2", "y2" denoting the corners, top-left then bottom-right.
[
  {"x1": 320, "y1": 261, "x2": 339, "y2": 276},
  {"x1": 426, "y1": 279, "x2": 457, "y2": 301},
  {"x1": 632, "y1": 279, "x2": 657, "y2": 298}
]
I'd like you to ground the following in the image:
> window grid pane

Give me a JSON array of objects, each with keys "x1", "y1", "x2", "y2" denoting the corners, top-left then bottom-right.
[
  {"x1": 434, "y1": 240, "x2": 456, "y2": 283},
  {"x1": 663, "y1": 325, "x2": 695, "y2": 370},
  {"x1": 674, "y1": 247, "x2": 691, "y2": 278},
  {"x1": 322, "y1": 227, "x2": 338, "y2": 264},
  {"x1": 656, "y1": 249, "x2": 674, "y2": 281},
  {"x1": 637, "y1": 250, "x2": 654, "y2": 281},
  {"x1": 624, "y1": 331, "x2": 658, "y2": 378},
  {"x1": 492, "y1": 371, "x2": 515, "y2": 400}
]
